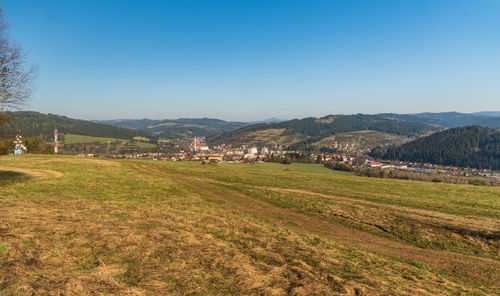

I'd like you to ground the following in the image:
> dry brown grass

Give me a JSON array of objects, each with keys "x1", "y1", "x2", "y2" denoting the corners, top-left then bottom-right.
[
  {"x1": 0, "y1": 155, "x2": 498, "y2": 295},
  {"x1": 131, "y1": 164, "x2": 500, "y2": 285},
  {"x1": 0, "y1": 165, "x2": 63, "y2": 179}
]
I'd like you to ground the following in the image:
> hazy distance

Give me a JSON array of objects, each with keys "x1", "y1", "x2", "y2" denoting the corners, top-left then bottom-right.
[{"x1": 4, "y1": 0, "x2": 500, "y2": 121}]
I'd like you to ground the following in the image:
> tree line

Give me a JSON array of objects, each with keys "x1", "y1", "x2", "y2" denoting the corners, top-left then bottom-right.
[
  {"x1": 324, "y1": 161, "x2": 500, "y2": 186},
  {"x1": 0, "y1": 136, "x2": 54, "y2": 155},
  {"x1": 371, "y1": 126, "x2": 500, "y2": 170}
]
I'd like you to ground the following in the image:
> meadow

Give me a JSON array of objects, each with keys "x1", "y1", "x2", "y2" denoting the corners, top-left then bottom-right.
[
  {"x1": 0, "y1": 155, "x2": 498, "y2": 295},
  {"x1": 313, "y1": 130, "x2": 411, "y2": 149},
  {"x1": 61, "y1": 134, "x2": 157, "y2": 155},
  {"x1": 63, "y1": 134, "x2": 123, "y2": 144}
]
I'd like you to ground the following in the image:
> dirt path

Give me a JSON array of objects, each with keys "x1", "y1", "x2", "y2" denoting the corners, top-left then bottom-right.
[
  {"x1": 196, "y1": 177, "x2": 500, "y2": 233},
  {"x1": 130, "y1": 163, "x2": 500, "y2": 286}
]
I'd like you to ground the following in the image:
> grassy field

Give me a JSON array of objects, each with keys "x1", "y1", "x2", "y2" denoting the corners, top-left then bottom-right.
[
  {"x1": 0, "y1": 155, "x2": 499, "y2": 295},
  {"x1": 61, "y1": 134, "x2": 158, "y2": 154},
  {"x1": 64, "y1": 134, "x2": 156, "y2": 148},
  {"x1": 63, "y1": 134, "x2": 122, "y2": 144},
  {"x1": 134, "y1": 141, "x2": 157, "y2": 149},
  {"x1": 314, "y1": 130, "x2": 411, "y2": 149},
  {"x1": 213, "y1": 128, "x2": 302, "y2": 146}
]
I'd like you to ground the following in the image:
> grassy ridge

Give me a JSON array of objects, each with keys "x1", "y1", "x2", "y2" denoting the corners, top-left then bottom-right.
[{"x1": 0, "y1": 155, "x2": 498, "y2": 295}]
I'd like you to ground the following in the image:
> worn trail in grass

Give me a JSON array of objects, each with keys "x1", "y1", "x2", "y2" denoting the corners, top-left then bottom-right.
[
  {"x1": 130, "y1": 163, "x2": 500, "y2": 288},
  {"x1": 1, "y1": 155, "x2": 499, "y2": 295},
  {"x1": 149, "y1": 161, "x2": 500, "y2": 259}
]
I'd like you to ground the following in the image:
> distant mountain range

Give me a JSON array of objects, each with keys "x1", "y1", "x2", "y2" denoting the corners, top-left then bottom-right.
[
  {"x1": 1, "y1": 112, "x2": 287, "y2": 141},
  {"x1": 3, "y1": 111, "x2": 500, "y2": 169},
  {"x1": 3, "y1": 111, "x2": 500, "y2": 151},
  {"x1": 378, "y1": 112, "x2": 500, "y2": 129},
  {"x1": 372, "y1": 126, "x2": 500, "y2": 170},
  {"x1": 92, "y1": 117, "x2": 286, "y2": 139},
  {"x1": 247, "y1": 117, "x2": 286, "y2": 125},
  {"x1": 473, "y1": 111, "x2": 500, "y2": 117},
  {"x1": 209, "y1": 111, "x2": 500, "y2": 148}
]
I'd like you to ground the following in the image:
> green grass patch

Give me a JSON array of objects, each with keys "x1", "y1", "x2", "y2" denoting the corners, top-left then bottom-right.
[
  {"x1": 0, "y1": 244, "x2": 7, "y2": 256},
  {"x1": 134, "y1": 141, "x2": 156, "y2": 148},
  {"x1": 64, "y1": 134, "x2": 123, "y2": 144}
]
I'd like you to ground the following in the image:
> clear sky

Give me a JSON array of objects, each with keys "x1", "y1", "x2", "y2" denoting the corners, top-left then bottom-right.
[{"x1": 3, "y1": 0, "x2": 500, "y2": 121}]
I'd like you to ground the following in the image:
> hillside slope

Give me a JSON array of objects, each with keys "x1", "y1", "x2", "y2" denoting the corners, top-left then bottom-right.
[
  {"x1": 210, "y1": 114, "x2": 436, "y2": 147},
  {"x1": 1, "y1": 111, "x2": 150, "y2": 141},
  {"x1": 95, "y1": 118, "x2": 249, "y2": 139},
  {"x1": 372, "y1": 126, "x2": 500, "y2": 170}
]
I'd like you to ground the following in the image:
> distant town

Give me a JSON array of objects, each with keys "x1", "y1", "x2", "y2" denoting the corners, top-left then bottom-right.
[
  {"x1": 67, "y1": 135, "x2": 495, "y2": 181},
  {"x1": 5, "y1": 123, "x2": 499, "y2": 185}
]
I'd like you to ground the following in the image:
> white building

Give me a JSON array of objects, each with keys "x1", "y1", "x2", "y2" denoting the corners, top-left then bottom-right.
[
  {"x1": 191, "y1": 137, "x2": 209, "y2": 151},
  {"x1": 248, "y1": 147, "x2": 258, "y2": 155}
]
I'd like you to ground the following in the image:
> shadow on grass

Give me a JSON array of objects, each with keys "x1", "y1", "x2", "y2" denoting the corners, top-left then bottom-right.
[{"x1": 0, "y1": 170, "x2": 32, "y2": 186}]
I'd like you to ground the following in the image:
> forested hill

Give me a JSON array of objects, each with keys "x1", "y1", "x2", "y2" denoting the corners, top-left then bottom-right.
[
  {"x1": 1, "y1": 111, "x2": 150, "y2": 141},
  {"x1": 371, "y1": 126, "x2": 500, "y2": 170},
  {"x1": 94, "y1": 118, "x2": 249, "y2": 139},
  {"x1": 210, "y1": 114, "x2": 437, "y2": 146},
  {"x1": 378, "y1": 112, "x2": 500, "y2": 129}
]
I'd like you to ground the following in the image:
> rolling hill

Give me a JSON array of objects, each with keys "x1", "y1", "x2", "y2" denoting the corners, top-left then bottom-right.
[
  {"x1": 1, "y1": 111, "x2": 151, "y2": 141},
  {"x1": 378, "y1": 112, "x2": 500, "y2": 129},
  {"x1": 209, "y1": 114, "x2": 437, "y2": 147},
  {"x1": 5, "y1": 111, "x2": 500, "y2": 151},
  {"x1": 372, "y1": 126, "x2": 500, "y2": 170},
  {"x1": 94, "y1": 118, "x2": 250, "y2": 139},
  {"x1": 313, "y1": 130, "x2": 411, "y2": 150},
  {"x1": 474, "y1": 111, "x2": 500, "y2": 117}
]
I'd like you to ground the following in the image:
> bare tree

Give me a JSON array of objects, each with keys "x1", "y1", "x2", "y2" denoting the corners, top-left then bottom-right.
[{"x1": 0, "y1": 5, "x2": 37, "y2": 122}]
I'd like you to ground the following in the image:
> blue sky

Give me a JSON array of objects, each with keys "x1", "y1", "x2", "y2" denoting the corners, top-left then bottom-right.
[{"x1": 3, "y1": 0, "x2": 500, "y2": 121}]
